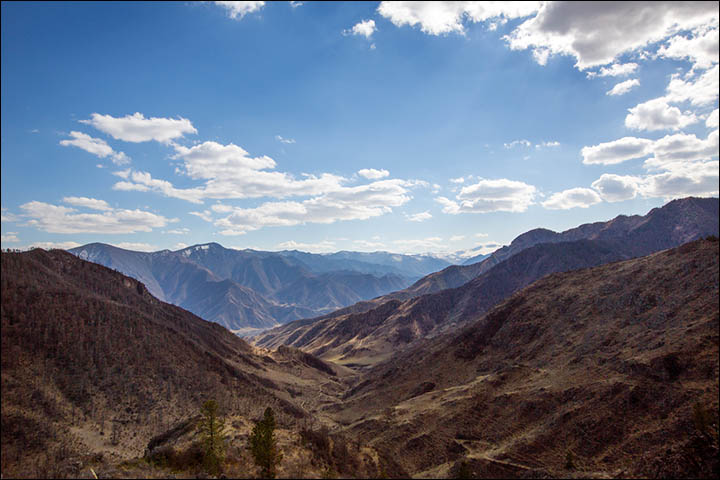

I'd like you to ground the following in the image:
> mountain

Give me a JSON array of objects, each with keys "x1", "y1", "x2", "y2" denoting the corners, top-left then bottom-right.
[
  {"x1": 0, "y1": 247, "x2": 355, "y2": 477},
  {"x1": 331, "y1": 238, "x2": 720, "y2": 477},
  {"x1": 70, "y1": 242, "x2": 413, "y2": 332},
  {"x1": 278, "y1": 249, "x2": 452, "y2": 278},
  {"x1": 254, "y1": 197, "x2": 719, "y2": 364}
]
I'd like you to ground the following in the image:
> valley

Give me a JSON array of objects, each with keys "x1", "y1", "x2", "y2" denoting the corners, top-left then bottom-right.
[{"x1": 2, "y1": 197, "x2": 718, "y2": 478}]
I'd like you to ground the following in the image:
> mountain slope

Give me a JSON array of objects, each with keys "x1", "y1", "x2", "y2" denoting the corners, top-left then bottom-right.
[
  {"x1": 0, "y1": 248, "x2": 351, "y2": 477},
  {"x1": 70, "y1": 242, "x2": 416, "y2": 331},
  {"x1": 254, "y1": 197, "x2": 719, "y2": 364},
  {"x1": 333, "y1": 238, "x2": 719, "y2": 477}
]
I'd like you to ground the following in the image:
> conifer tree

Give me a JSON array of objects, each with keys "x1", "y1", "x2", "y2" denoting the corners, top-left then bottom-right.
[
  {"x1": 200, "y1": 399, "x2": 226, "y2": 475},
  {"x1": 249, "y1": 407, "x2": 282, "y2": 478}
]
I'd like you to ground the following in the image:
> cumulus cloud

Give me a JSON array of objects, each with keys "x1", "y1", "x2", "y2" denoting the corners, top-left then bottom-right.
[
  {"x1": 62, "y1": 196, "x2": 112, "y2": 211},
  {"x1": 406, "y1": 211, "x2": 432, "y2": 222},
  {"x1": 582, "y1": 136, "x2": 654, "y2": 165},
  {"x1": 644, "y1": 130, "x2": 719, "y2": 170},
  {"x1": 19, "y1": 200, "x2": 172, "y2": 234},
  {"x1": 607, "y1": 78, "x2": 640, "y2": 96},
  {"x1": 586, "y1": 62, "x2": 638, "y2": 78},
  {"x1": 80, "y1": 112, "x2": 197, "y2": 143},
  {"x1": 357, "y1": 168, "x2": 390, "y2": 180},
  {"x1": 344, "y1": 19, "x2": 376, "y2": 38},
  {"x1": 505, "y1": 1, "x2": 719, "y2": 69},
  {"x1": 60, "y1": 131, "x2": 130, "y2": 165},
  {"x1": 275, "y1": 135, "x2": 296, "y2": 144},
  {"x1": 213, "y1": 1, "x2": 265, "y2": 19},
  {"x1": 542, "y1": 187, "x2": 602, "y2": 210},
  {"x1": 707, "y1": 109, "x2": 719, "y2": 128},
  {"x1": 113, "y1": 170, "x2": 205, "y2": 204},
  {"x1": 436, "y1": 177, "x2": 537, "y2": 214},
  {"x1": 641, "y1": 160, "x2": 719, "y2": 199},
  {"x1": 214, "y1": 179, "x2": 416, "y2": 235},
  {"x1": 591, "y1": 174, "x2": 641, "y2": 202},
  {"x1": 625, "y1": 97, "x2": 699, "y2": 131},
  {"x1": 377, "y1": 1, "x2": 541, "y2": 36},
  {"x1": 664, "y1": 65, "x2": 719, "y2": 106},
  {"x1": 657, "y1": 25, "x2": 719, "y2": 69}
]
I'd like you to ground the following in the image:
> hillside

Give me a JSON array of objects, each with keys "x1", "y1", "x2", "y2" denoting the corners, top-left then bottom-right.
[
  {"x1": 0, "y1": 248, "x2": 370, "y2": 477},
  {"x1": 330, "y1": 238, "x2": 719, "y2": 478}
]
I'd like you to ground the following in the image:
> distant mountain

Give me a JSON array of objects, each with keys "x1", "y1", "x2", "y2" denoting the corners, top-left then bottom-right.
[
  {"x1": 332, "y1": 237, "x2": 719, "y2": 478},
  {"x1": 278, "y1": 250, "x2": 452, "y2": 278},
  {"x1": 0, "y1": 248, "x2": 344, "y2": 476},
  {"x1": 70, "y1": 242, "x2": 414, "y2": 332},
  {"x1": 254, "y1": 197, "x2": 719, "y2": 364}
]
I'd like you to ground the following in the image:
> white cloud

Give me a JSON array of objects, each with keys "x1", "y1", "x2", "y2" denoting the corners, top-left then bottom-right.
[
  {"x1": 657, "y1": 25, "x2": 719, "y2": 69},
  {"x1": 80, "y1": 112, "x2": 197, "y2": 143},
  {"x1": 640, "y1": 160, "x2": 719, "y2": 199},
  {"x1": 707, "y1": 109, "x2": 719, "y2": 128},
  {"x1": 436, "y1": 177, "x2": 537, "y2": 214},
  {"x1": 392, "y1": 236, "x2": 445, "y2": 254},
  {"x1": 505, "y1": 2, "x2": 719, "y2": 69},
  {"x1": 665, "y1": 65, "x2": 719, "y2": 106},
  {"x1": 23, "y1": 241, "x2": 83, "y2": 250},
  {"x1": 213, "y1": 1, "x2": 265, "y2": 19},
  {"x1": 625, "y1": 97, "x2": 699, "y2": 131},
  {"x1": 275, "y1": 135, "x2": 296, "y2": 144},
  {"x1": 62, "y1": 196, "x2": 112, "y2": 211},
  {"x1": 357, "y1": 168, "x2": 390, "y2": 180},
  {"x1": 536, "y1": 140, "x2": 560, "y2": 148},
  {"x1": 378, "y1": 1, "x2": 541, "y2": 36},
  {"x1": 60, "y1": 131, "x2": 130, "y2": 165},
  {"x1": 406, "y1": 211, "x2": 432, "y2": 222},
  {"x1": 504, "y1": 139, "x2": 531, "y2": 149},
  {"x1": 174, "y1": 242, "x2": 189, "y2": 250},
  {"x1": 275, "y1": 240, "x2": 336, "y2": 253},
  {"x1": 644, "y1": 130, "x2": 719, "y2": 170},
  {"x1": 344, "y1": 19, "x2": 376, "y2": 39},
  {"x1": 542, "y1": 187, "x2": 602, "y2": 210},
  {"x1": 112, "y1": 242, "x2": 158, "y2": 252},
  {"x1": 1, "y1": 207, "x2": 19, "y2": 222},
  {"x1": 607, "y1": 78, "x2": 640, "y2": 96},
  {"x1": 449, "y1": 176, "x2": 465, "y2": 184},
  {"x1": 475, "y1": 232, "x2": 489, "y2": 238},
  {"x1": 214, "y1": 179, "x2": 415, "y2": 235},
  {"x1": 113, "y1": 170, "x2": 205, "y2": 204},
  {"x1": 165, "y1": 227, "x2": 190, "y2": 234},
  {"x1": 189, "y1": 210, "x2": 213, "y2": 222},
  {"x1": 586, "y1": 62, "x2": 638, "y2": 78},
  {"x1": 1, "y1": 233, "x2": 20, "y2": 243},
  {"x1": 449, "y1": 235, "x2": 465, "y2": 242},
  {"x1": 289, "y1": 1, "x2": 303, "y2": 8},
  {"x1": 591, "y1": 174, "x2": 641, "y2": 202},
  {"x1": 20, "y1": 200, "x2": 172, "y2": 234},
  {"x1": 352, "y1": 239, "x2": 386, "y2": 250}
]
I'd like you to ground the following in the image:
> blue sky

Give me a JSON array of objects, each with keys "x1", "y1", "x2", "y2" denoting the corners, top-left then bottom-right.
[{"x1": 2, "y1": 1, "x2": 718, "y2": 257}]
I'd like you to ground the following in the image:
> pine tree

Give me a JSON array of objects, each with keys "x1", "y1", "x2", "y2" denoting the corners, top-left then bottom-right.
[
  {"x1": 249, "y1": 407, "x2": 282, "y2": 478},
  {"x1": 199, "y1": 399, "x2": 226, "y2": 475}
]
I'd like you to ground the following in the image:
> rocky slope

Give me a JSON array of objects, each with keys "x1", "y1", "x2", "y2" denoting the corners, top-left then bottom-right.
[{"x1": 331, "y1": 238, "x2": 719, "y2": 478}]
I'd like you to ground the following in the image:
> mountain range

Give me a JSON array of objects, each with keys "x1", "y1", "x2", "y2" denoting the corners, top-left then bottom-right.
[
  {"x1": 254, "y1": 197, "x2": 719, "y2": 365},
  {"x1": 68, "y1": 243, "x2": 449, "y2": 334},
  {"x1": 3, "y1": 224, "x2": 717, "y2": 478}
]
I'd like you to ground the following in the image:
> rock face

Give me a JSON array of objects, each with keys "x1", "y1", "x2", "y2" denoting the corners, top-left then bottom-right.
[
  {"x1": 333, "y1": 238, "x2": 720, "y2": 478},
  {"x1": 69, "y1": 242, "x2": 413, "y2": 331},
  {"x1": 254, "y1": 197, "x2": 719, "y2": 365}
]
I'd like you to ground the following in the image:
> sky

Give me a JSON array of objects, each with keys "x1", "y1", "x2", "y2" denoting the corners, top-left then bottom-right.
[{"x1": 1, "y1": 1, "x2": 718, "y2": 257}]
